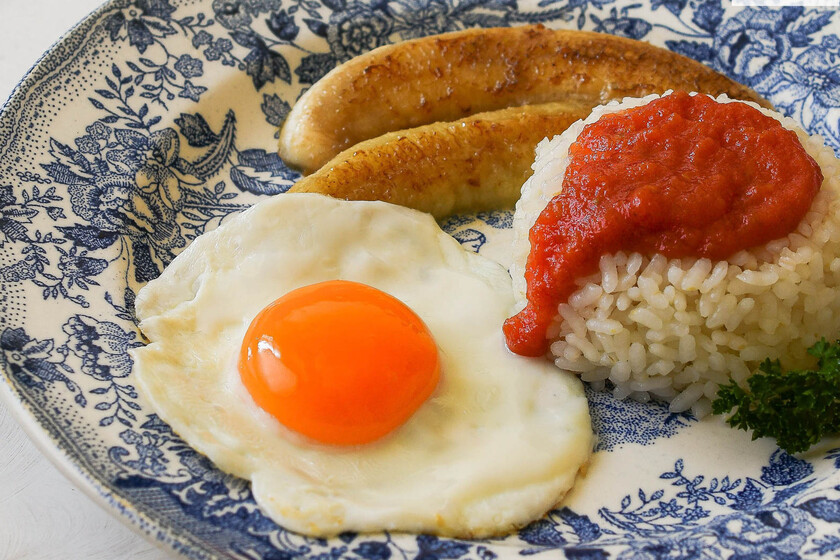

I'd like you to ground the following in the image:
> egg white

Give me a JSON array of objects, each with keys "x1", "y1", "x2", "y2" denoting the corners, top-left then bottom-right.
[{"x1": 132, "y1": 193, "x2": 592, "y2": 538}]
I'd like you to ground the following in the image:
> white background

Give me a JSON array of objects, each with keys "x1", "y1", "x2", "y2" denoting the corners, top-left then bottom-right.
[{"x1": 0, "y1": 1, "x2": 175, "y2": 558}]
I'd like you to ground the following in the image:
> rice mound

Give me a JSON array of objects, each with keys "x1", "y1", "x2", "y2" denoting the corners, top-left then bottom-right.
[{"x1": 510, "y1": 92, "x2": 840, "y2": 418}]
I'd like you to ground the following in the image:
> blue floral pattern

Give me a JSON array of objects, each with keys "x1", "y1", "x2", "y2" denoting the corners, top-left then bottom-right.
[{"x1": 0, "y1": 0, "x2": 839, "y2": 559}]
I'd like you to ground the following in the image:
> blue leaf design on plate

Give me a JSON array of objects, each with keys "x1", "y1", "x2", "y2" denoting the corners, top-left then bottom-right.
[
  {"x1": 651, "y1": 0, "x2": 686, "y2": 16},
  {"x1": 519, "y1": 519, "x2": 567, "y2": 547},
  {"x1": 475, "y1": 210, "x2": 513, "y2": 229},
  {"x1": 229, "y1": 166, "x2": 290, "y2": 195},
  {"x1": 760, "y1": 450, "x2": 814, "y2": 486},
  {"x1": 556, "y1": 507, "x2": 601, "y2": 542},
  {"x1": 297, "y1": 52, "x2": 339, "y2": 84},
  {"x1": 131, "y1": 239, "x2": 161, "y2": 283},
  {"x1": 665, "y1": 40, "x2": 714, "y2": 62},
  {"x1": 564, "y1": 548, "x2": 609, "y2": 560},
  {"x1": 352, "y1": 541, "x2": 391, "y2": 560},
  {"x1": 731, "y1": 479, "x2": 764, "y2": 512},
  {"x1": 57, "y1": 225, "x2": 120, "y2": 250},
  {"x1": 262, "y1": 93, "x2": 291, "y2": 127},
  {"x1": 243, "y1": 38, "x2": 292, "y2": 89},
  {"x1": 174, "y1": 113, "x2": 219, "y2": 147},
  {"x1": 416, "y1": 535, "x2": 470, "y2": 559},
  {"x1": 238, "y1": 149, "x2": 289, "y2": 173},
  {"x1": 587, "y1": 385, "x2": 695, "y2": 450},
  {"x1": 692, "y1": 0, "x2": 723, "y2": 32},
  {"x1": 799, "y1": 497, "x2": 840, "y2": 523},
  {"x1": 267, "y1": 10, "x2": 301, "y2": 41}
]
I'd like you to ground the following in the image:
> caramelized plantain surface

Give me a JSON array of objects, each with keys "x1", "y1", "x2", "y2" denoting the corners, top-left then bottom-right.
[
  {"x1": 288, "y1": 103, "x2": 590, "y2": 219},
  {"x1": 279, "y1": 25, "x2": 771, "y2": 174}
]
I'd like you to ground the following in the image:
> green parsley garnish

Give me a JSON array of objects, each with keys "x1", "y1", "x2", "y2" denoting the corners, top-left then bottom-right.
[{"x1": 711, "y1": 338, "x2": 840, "y2": 454}]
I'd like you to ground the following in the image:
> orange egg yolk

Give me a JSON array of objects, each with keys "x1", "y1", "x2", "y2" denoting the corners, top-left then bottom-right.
[{"x1": 238, "y1": 280, "x2": 441, "y2": 446}]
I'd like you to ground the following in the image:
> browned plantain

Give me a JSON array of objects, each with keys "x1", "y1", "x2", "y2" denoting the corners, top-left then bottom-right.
[
  {"x1": 287, "y1": 102, "x2": 591, "y2": 219},
  {"x1": 279, "y1": 24, "x2": 771, "y2": 174}
]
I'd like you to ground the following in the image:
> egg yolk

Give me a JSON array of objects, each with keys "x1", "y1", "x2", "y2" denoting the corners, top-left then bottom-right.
[{"x1": 238, "y1": 280, "x2": 441, "y2": 446}]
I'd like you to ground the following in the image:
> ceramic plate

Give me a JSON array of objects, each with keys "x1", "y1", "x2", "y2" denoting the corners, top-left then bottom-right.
[{"x1": 2, "y1": 0, "x2": 840, "y2": 558}]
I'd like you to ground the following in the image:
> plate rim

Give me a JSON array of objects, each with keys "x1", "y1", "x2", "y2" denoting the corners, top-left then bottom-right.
[
  {"x1": 0, "y1": 1, "x2": 839, "y2": 559},
  {"x1": 0, "y1": 1, "x2": 201, "y2": 557}
]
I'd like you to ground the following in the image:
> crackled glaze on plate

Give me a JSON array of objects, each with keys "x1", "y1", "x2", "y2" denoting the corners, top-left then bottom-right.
[{"x1": 1, "y1": 1, "x2": 840, "y2": 558}]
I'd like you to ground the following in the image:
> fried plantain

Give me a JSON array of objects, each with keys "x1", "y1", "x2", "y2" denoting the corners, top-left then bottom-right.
[
  {"x1": 279, "y1": 25, "x2": 771, "y2": 174},
  {"x1": 287, "y1": 102, "x2": 590, "y2": 218}
]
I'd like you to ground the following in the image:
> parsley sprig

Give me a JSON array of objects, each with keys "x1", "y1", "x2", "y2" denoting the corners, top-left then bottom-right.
[{"x1": 711, "y1": 338, "x2": 840, "y2": 454}]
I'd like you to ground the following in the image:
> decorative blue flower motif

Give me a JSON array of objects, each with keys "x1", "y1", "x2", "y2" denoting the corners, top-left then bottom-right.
[
  {"x1": 179, "y1": 80, "x2": 209, "y2": 101},
  {"x1": 731, "y1": 479, "x2": 765, "y2": 512},
  {"x1": 710, "y1": 505, "x2": 814, "y2": 558},
  {"x1": 213, "y1": 0, "x2": 254, "y2": 29},
  {"x1": 174, "y1": 54, "x2": 204, "y2": 78},
  {"x1": 75, "y1": 135, "x2": 102, "y2": 155},
  {"x1": 771, "y1": 45, "x2": 840, "y2": 136},
  {"x1": 415, "y1": 534, "x2": 470, "y2": 559},
  {"x1": 202, "y1": 37, "x2": 234, "y2": 63},
  {"x1": 86, "y1": 121, "x2": 111, "y2": 141},
  {"x1": 327, "y1": 2, "x2": 394, "y2": 61},
  {"x1": 0, "y1": 185, "x2": 35, "y2": 246},
  {"x1": 618, "y1": 535, "x2": 706, "y2": 560},
  {"x1": 681, "y1": 504, "x2": 709, "y2": 522},
  {"x1": 62, "y1": 315, "x2": 140, "y2": 381},
  {"x1": 49, "y1": 125, "x2": 188, "y2": 277},
  {"x1": 712, "y1": 8, "x2": 798, "y2": 88},
  {"x1": 387, "y1": 0, "x2": 464, "y2": 39},
  {"x1": 592, "y1": 6, "x2": 652, "y2": 39},
  {"x1": 0, "y1": 328, "x2": 79, "y2": 396},
  {"x1": 519, "y1": 519, "x2": 568, "y2": 547},
  {"x1": 261, "y1": 93, "x2": 291, "y2": 130},
  {"x1": 216, "y1": 37, "x2": 234, "y2": 52},
  {"x1": 760, "y1": 450, "x2": 814, "y2": 486},
  {"x1": 450, "y1": 228, "x2": 486, "y2": 252},
  {"x1": 267, "y1": 10, "x2": 300, "y2": 41},
  {"x1": 586, "y1": 386, "x2": 695, "y2": 451},
  {"x1": 64, "y1": 175, "x2": 131, "y2": 232},
  {"x1": 475, "y1": 210, "x2": 513, "y2": 229},
  {"x1": 56, "y1": 245, "x2": 108, "y2": 290},
  {"x1": 295, "y1": 52, "x2": 339, "y2": 84},
  {"x1": 192, "y1": 29, "x2": 214, "y2": 47},
  {"x1": 657, "y1": 498, "x2": 681, "y2": 517},
  {"x1": 115, "y1": 428, "x2": 171, "y2": 476},
  {"x1": 75, "y1": 122, "x2": 112, "y2": 155},
  {"x1": 692, "y1": 0, "x2": 723, "y2": 33},
  {"x1": 134, "y1": 128, "x2": 188, "y2": 210},
  {"x1": 650, "y1": 0, "x2": 686, "y2": 17},
  {"x1": 173, "y1": 450, "x2": 256, "y2": 520},
  {"x1": 241, "y1": 37, "x2": 291, "y2": 89},
  {"x1": 44, "y1": 94, "x2": 251, "y2": 288},
  {"x1": 102, "y1": 0, "x2": 177, "y2": 53},
  {"x1": 352, "y1": 541, "x2": 392, "y2": 560},
  {"x1": 60, "y1": 314, "x2": 142, "y2": 425}
]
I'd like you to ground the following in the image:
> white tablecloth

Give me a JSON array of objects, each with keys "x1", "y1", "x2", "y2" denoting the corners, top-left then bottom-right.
[{"x1": 0, "y1": 2, "x2": 175, "y2": 558}]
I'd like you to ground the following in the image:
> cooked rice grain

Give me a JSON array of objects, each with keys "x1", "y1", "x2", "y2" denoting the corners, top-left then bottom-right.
[{"x1": 510, "y1": 92, "x2": 840, "y2": 417}]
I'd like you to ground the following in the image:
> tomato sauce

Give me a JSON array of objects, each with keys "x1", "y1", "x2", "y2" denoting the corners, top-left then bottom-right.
[{"x1": 503, "y1": 91, "x2": 824, "y2": 357}]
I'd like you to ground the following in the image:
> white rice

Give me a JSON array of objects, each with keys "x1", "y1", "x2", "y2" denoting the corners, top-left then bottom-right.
[{"x1": 510, "y1": 92, "x2": 840, "y2": 418}]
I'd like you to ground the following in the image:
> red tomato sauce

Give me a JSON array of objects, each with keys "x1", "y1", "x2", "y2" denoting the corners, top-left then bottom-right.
[{"x1": 503, "y1": 91, "x2": 824, "y2": 357}]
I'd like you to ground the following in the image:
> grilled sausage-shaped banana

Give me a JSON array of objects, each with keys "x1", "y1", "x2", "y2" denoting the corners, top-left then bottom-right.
[
  {"x1": 287, "y1": 102, "x2": 591, "y2": 219},
  {"x1": 279, "y1": 25, "x2": 771, "y2": 174}
]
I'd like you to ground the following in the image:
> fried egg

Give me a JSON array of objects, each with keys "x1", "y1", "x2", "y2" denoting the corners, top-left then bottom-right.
[{"x1": 131, "y1": 193, "x2": 592, "y2": 538}]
